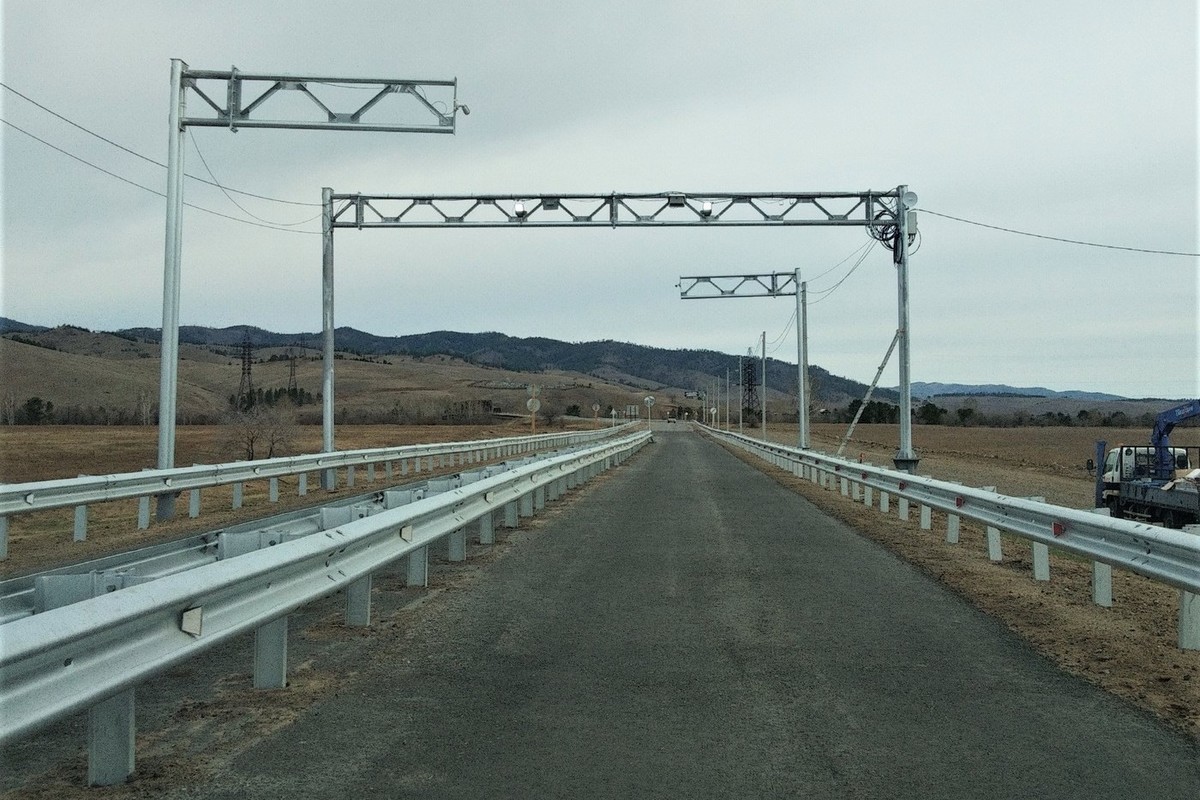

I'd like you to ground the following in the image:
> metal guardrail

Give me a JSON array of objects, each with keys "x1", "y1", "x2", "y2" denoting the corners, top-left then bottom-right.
[
  {"x1": 702, "y1": 426, "x2": 1200, "y2": 651},
  {"x1": 0, "y1": 429, "x2": 651, "y2": 785},
  {"x1": 0, "y1": 423, "x2": 636, "y2": 559}
]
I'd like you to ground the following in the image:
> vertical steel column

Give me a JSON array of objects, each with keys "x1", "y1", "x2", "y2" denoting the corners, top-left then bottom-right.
[
  {"x1": 797, "y1": 277, "x2": 810, "y2": 449},
  {"x1": 345, "y1": 575, "x2": 371, "y2": 626},
  {"x1": 321, "y1": 188, "x2": 336, "y2": 490},
  {"x1": 253, "y1": 617, "x2": 288, "y2": 689},
  {"x1": 894, "y1": 186, "x2": 918, "y2": 472},
  {"x1": 88, "y1": 689, "x2": 135, "y2": 786},
  {"x1": 155, "y1": 59, "x2": 188, "y2": 521}
]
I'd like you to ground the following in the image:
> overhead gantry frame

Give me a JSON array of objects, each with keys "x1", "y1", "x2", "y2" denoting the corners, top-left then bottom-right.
[
  {"x1": 319, "y1": 187, "x2": 920, "y2": 473},
  {"x1": 154, "y1": 61, "x2": 463, "y2": 517}
]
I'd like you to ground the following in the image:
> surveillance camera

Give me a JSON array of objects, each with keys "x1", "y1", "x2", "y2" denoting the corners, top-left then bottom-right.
[{"x1": 458, "y1": 104, "x2": 471, "y2": 116}]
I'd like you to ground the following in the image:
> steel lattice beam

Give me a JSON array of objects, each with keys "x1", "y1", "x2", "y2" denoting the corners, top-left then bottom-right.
[
  {"x1": 180, "y1": 68, "x2": 460, "y2": 133},
  {"x1": 327, "y1": 191, "x2": 902, "y2": 229},
  {"x1": 678, "y1": 272, "x2": 799, "y2": 299}
]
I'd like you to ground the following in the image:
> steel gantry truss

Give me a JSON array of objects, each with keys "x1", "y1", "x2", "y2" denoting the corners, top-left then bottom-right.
[
  {"x1": 318, "y1": 186, "x2": 919, "y2": 472},
  {"x1": 326, "y1": 190, "x2": 901, "y2": 229},
  {"x1": 155, "y1": 61, "x2": 463, "y2": 515},
  {"x1": 679, "y1": 270, "x2": 811, "y2": 452}
]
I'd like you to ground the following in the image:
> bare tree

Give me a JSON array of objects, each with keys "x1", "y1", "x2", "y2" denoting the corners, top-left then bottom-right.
[
  {"x1": 224, "y1": 406, "x2": 296, "y2": 461},
  {"x1": 1, "y1": 392, "x2": 15, "y2": 426}
]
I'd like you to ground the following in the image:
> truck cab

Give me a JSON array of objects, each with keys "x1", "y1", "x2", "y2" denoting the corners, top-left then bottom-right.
[{"x1": 1102, "y1": 445, "x2": 1190, "y2": 487}]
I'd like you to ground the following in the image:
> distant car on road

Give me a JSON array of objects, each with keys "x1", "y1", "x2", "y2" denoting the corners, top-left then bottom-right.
[{"x1": 667, "y1": 417, "x2": 677, "y2": 423}]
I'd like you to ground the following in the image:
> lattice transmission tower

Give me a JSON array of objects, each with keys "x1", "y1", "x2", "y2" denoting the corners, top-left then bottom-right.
[
  {"x1": 237, "y1": 333, "x2": 254, "y2": 410},
  {"x1": 741, "y1": 348, "x2": 759, "y2": 424}
]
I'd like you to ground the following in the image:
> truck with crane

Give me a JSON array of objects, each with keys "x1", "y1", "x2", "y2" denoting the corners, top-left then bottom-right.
[{"x1": 1095, "y1": 399, "x2": 1200, "y2": 528}]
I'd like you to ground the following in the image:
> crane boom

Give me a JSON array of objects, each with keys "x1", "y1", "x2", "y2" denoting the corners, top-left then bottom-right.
[{"x1": 1151, "y1": 398, "x2": 1200, "y2": 479}]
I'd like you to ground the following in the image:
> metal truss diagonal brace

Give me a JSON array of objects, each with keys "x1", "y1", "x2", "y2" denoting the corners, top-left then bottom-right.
[
  {"x1": 679, "y1": 273, "x2": 799, "y2": 299},
  {"x1": 326, "y1": 191, "x2": 903, "y2": 229},
  {"x1": 179, "y1": 67, "x2": 460, "y2": 133}
]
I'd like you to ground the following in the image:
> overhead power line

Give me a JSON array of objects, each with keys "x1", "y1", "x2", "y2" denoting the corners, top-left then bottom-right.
[
  {"x1": 0, "y1": 82, "x2": 320, "y2": 207},
  {"x1": 919, "y1": 208, "x2": 1200, "y2": 257},
  {"x1": 1, "y1": 118, "x2": 320, "y2": 234}
]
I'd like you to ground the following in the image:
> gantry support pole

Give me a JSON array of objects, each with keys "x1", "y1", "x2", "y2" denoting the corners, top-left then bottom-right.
[
  {"x1": 893, "y1": 185, "x2": 919, "y2": 473},
  {"x1": 322, "y1": 188, "x2": 336, "y2": 489},
  {"x1": 155, "y1": 58, "x2": 187, "y2": 521}
]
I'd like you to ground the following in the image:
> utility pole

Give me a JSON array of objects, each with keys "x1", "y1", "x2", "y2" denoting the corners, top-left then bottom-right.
[
  {"x1": 738, "y1": 354, "x2": 744, "y2": 433},
  {"x1": 760, "y1": 331, "x2": 767, "y2": 440},
  {"x1": 725, "y1": 367, "x2": 730, "y2": 430},
  {"x1": 796, "y1": 270, "x2": 810, "y2": 450}
]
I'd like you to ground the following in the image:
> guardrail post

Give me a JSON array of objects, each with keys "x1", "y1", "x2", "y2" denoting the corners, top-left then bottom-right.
[
  {"x1": 346, "y1": 465, "x2": 356, "y2": 488},
  {"x1": 189, "y1": 488, "x2": 202, "y2": 517},
  {"x1": 400, "y1": 459, "x2": 409, "y2": 476},
  {"x1": 1032, "y1": 543, "x2": 1050, "y2": 581},
  {"x1": 946, "y1": 514, "x2": 960, "y2": 544},
  {"x1": 346, "y1": 575, "x2": 372, "y2": 626},
  {"x1": 1180, "y1": 591, "x2": 1200, "y2": 650},
  {"x1": 74, "y1": 505, "x2": 88, "y2": 541},
  {"x1": 863, "y1": 485, "x2": 873, "y2": 507},
  {"x1": 449, "y1": 528, "x2": 467, "y2": 562},
  {"x1": 137, "y1": 496, "x2": 151, "y2": 529},
  {"x1": 920, "y1": 505, "x2": 932, "y2": 530},
  {"x1": 269, "y1": 477, "x2": 279, "y2": 503},
  {"x1": 367, "y1": 463, "x2": 376, "y2": 483},
  {"x1": 534, "y1": 485, "x2": 546, "y2": 511},
  {"x1": 520, "y1": 492, "x2": 534, "y2": 519},
  {"x1": 232, "y1": 482, "x2": 244, "y2": 510},
  {"x1": 0, "y1": 516, "x2": 9, "y2": 560},
  {"x1": 88, "y1": 689, "x2": 135, "y2": 786},
  {"x1": 479, "y1": 510, "x2": 495, "y2": 545},
  {"x1": 504, "y1": 501, "x2": 519, "y2": 529},
  {"x1": 986, "y1": 527, "x2": 1003, "y2": 561},
  {"x1": 407, "y1": 546, "x2": 428, "y2": 587},
  {"x1": 253, "y1": 616, "x2": 288, "y2": 689},
  {"x1": 298, "y1": 473, "x2": 308, "y2": 496},
  {"x1": 839, "y1": 477, "x2": 848, "y2": 497},
  {"x1": 1092, "y1": 562, "x2": 1113, "y2": 607},
  {"x1": 385, "y1": 460, "x2": 394, "y2": 479},
  {"x1": 879, "y1": 491, "x2": 889, "y2": 514},
  {"x1": 898, "y1": 497, "x2": 910, "y2": 521},
  {"x1": 414, "y1": 457, "x2": 423, "y2": 474}
]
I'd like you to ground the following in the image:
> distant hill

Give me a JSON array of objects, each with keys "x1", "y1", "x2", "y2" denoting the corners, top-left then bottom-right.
[
  {"x1": 115, "y1": 324, "x2": 892, "y2": 405},
  {"x1": 904, "y1": 382, "x2": 1127, "y2": 402},
  {"x1": 0, "y1": 320, "x2": 895, "y2": 424}
]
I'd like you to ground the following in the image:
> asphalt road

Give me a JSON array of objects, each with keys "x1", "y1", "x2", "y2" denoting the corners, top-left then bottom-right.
[{"x1": 124, "y1": 429, "x2": 1200, "y2": 797}]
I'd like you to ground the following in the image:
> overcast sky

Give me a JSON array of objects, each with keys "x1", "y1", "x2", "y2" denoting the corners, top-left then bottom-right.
[{"x1": 2, "y1": 1, "x2": 1196, "y2": 399}]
